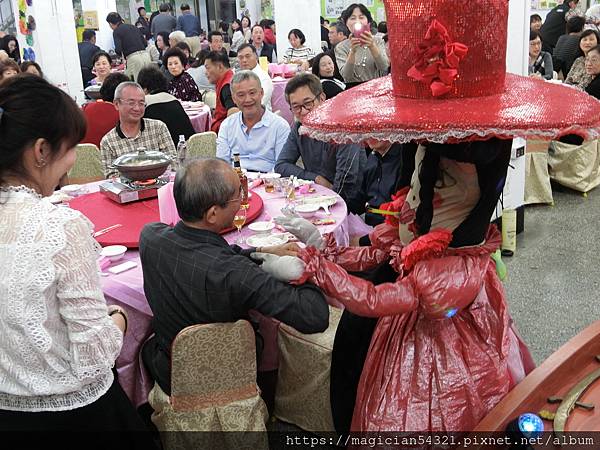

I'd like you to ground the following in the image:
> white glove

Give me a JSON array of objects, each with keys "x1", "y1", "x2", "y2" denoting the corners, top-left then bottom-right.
[
  {"x1": 274, "y1": 216, "x2": 324, "y2": 249},
  {"x1": 251, "y1": 252, "x2": 306, "y2": 282}
]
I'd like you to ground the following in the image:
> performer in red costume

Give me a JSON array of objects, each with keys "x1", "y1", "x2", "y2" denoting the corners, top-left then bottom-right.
[{"x1": 264, "y1": 0, "x2": 600, "y2": 433}]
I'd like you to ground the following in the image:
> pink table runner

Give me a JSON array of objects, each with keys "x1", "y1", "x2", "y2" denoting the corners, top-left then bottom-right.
[{"x1": 271, "y1": 78, "x2": 294, "y2": 125}]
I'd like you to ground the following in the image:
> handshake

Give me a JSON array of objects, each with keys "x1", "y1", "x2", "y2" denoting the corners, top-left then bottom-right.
[{"x1": 251, "y1": 215, "x2": 324, "y2": 282}]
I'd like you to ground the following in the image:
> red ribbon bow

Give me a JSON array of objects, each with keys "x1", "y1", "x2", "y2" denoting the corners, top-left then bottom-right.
[{"x1": 407, "y1": 19, "x2": 468, "y2": 97}]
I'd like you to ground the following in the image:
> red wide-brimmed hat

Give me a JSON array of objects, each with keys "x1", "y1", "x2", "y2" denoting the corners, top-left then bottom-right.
[{"x1": 301, "y1": 0, "x2": 600, "y2": 144}]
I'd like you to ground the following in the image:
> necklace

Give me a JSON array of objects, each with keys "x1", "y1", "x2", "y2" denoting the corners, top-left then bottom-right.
[
  {"x1": 0, "y1": 184, "x2": 42, "y2": 199},
  {"x1": 359, "y1": 46, "x2": 368, "y2": 67}
]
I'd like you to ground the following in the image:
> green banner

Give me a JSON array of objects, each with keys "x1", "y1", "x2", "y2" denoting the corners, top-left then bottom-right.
[{"x1": 321, "y1": 0, "x2": 386, "y2": 23}]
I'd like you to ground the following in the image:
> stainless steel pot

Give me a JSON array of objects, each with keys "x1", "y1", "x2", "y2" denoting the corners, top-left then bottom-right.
[{"x1": 111, "y1": 147, "x2": 172, "y2": 181}]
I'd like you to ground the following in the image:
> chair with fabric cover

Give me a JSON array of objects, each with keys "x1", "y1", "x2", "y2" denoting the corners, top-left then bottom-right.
[
  {"x1": 67, "y1": 143, "x2": 104, "y2": 184},
  {"x1": 274, "y1": 305, "x2": 342, "y2": 435},
  {"x1": 524, "y1": 139, "x2": 553, "y2": 205},
  {"x1": 187, "y1": 131, "x2": 217, "y2": 159},
  {"x1": 148, "y1": 320, "x2": 269, "y2": 450},
  {"x1": 548, "y1": 139, "x2": 600, "y2": 193},
  {"x1": 202, "y1": 89, "x2": 217, "y2": 110}
]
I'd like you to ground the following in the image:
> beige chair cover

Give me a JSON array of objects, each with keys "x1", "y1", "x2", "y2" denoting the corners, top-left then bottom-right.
[
  {"x1": 274, "y1": 306, "x2": 342, "y2": 435},
  {"x1": 524, "y1": 140, "x2": 553, "y2": 205},
  {"x1": 67, "y1": 144, "x2": 104, "y2": 184},
  {"x1": 148, "y1": 320, "x2": 268, "y2": 450},
  {"x1": 548, "y1": 139, "x2": 600, "y2": 193},
  {"x1": 187, "y1": 131, "x2": 217, "y2": 159}
]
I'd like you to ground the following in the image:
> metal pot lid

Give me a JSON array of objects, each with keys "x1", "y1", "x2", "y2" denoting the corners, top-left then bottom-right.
[{"x1": 112, "y1": 147, "x2": 171, "y2": 168}]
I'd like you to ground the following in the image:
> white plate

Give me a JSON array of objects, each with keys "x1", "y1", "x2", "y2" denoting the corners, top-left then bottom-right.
[
  {"x1": 259, "y1": 172, "x2": 281, "y2": 180},
  {"x1": 246, "y1": 233, "x2": 288, "y2": 248},
  {"x1": 47, "y1": 192, "x2": 72, "y2": 204},
  {"x1": 100, "y1": 245, "x2": 127, "y2": 260},
  {"x1": 248, "y1": 221, "x2": 275, "y2": 233},
  {"x1": 61, "y1": 184, "x2": 82, "y2": 194},
  {"x1": 298, "y1": 195, "x2": 337, "y2": 206}
]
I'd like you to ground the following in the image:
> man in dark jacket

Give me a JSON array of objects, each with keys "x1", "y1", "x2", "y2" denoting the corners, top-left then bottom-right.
[
  {"x1": 540, "y1": 0, "x2": 579, "y2": 54},
  {"x1": 345, "y1": 141, "x2": 409, "y2": 227},
  {"x1": 176, "y1": 3, "x2": 200, "y2": 37},
  {"x1": 251, "y1": 24, "x2": 277, "y2": 63},
  {"x1": 140, "y1": 158, "x2": 329, "y2": 395},
  {"x1": 78, "y1": 29, "x2": 101, "y2": 85}
]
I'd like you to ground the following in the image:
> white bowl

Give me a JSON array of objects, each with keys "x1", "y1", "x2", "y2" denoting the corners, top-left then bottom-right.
[
  {"x1": 260, "y1": 172, "x2": 281, "y2": 180},
  {"x1": 61, "y1": 184, "x2": 83, "y2": 196},
  {"x1": 295, "y1": 204, "x2": 320, "y2": 219},
  {"x1": 100, "y1": 245, "x2": 127, "y2": 262},
  {"x1": 248, "y1": 221, "x2": 275, "y2": 235}
]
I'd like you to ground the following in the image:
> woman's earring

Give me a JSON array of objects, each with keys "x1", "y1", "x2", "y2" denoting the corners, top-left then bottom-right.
[{"x1": 35, "y1": 158, "x2": 47, "y2": 168}]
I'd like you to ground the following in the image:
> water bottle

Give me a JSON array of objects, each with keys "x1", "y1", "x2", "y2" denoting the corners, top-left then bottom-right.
[{"x1": 177, "y1": 135, "x2": 187, "y2": 166}]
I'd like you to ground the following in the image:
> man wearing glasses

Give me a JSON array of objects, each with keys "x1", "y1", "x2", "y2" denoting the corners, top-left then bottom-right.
[
  {"x1": 274, "y1": 73, "x2": 365, "y2": 209},
  {"x1": 100, "y1": 82, "x2": 177, "y2": 178},
  {"x1": 139, "y1": 158, "x2": 329, "y2": 400}
]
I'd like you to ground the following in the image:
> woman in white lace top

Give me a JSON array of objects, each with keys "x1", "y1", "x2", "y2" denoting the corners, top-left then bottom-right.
[{"x1": 0, "y1": 75, "x2": 156, "y2": 447}]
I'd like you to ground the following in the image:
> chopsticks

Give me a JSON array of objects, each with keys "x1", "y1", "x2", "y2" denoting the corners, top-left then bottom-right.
[
  {"x1": 365, "y1": 206, "x2": 400, "y2": 217},
  {"x1": 93, "y1": 224, "x2": 122, "y2": 237}
]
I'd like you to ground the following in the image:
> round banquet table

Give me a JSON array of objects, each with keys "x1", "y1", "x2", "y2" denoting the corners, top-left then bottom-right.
[
  {"x1": 68, "y1": 182, "x2": 263, "y2": 248},
  {"x1": 74, "y1": 180, "x2": 350, "y2": 407},
  {"x1": 180, "y1": 101, "x2": 211, "y2": 133}
]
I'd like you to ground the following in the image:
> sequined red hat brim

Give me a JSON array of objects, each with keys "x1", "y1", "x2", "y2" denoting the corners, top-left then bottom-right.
[{"x1": 300, "y1": 74, "x2": 600, "y2": 144}]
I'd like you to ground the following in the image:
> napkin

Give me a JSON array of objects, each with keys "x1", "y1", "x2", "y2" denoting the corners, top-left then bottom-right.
[{"x1": 158, "y1": 182, "x2": 181, "y2": 226}]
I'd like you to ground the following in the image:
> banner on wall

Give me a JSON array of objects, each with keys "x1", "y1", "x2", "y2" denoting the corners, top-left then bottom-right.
[
  {"x1": 322, "y1": 0, "x2": 386, "y2": 21},
  {"x1": 530, "y1": 0, "x2": 560, "y2": 10},
  {"x1": 82, "y1": 11, "x2": 99, "y2": 30}
]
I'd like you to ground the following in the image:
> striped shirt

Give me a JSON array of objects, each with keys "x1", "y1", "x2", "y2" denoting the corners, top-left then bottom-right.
[
  {"x1": 100, "y1": 118, "x2": 177, "y2": 178},
  {"x1": 283, "y1": 46, "x2": 315, "y2": 63}
]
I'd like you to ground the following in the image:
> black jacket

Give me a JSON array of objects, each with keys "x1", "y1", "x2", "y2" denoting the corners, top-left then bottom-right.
[
  {"x1": 139, "y1": 222, "x2": 329, "y2": 394},
  {"x1": 144, "y1": 92, "x2": 196, "y2": 145}
]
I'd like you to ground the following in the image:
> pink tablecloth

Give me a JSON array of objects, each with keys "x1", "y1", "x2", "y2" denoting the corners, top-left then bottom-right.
[
  {"x1": 99, "y1": 183, "x2": 348, "y2": 407},
  {"x1": 271, "y1": 77, "x2": 294, "y2": 125},
  {"x1": 183, "y1": 103, "x2": 211, "y2": 133}
]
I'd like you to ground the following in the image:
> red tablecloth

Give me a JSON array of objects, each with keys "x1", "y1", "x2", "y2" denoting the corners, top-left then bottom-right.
[{"x1": 69, "y1": 191, "x2": 263, "y2": 248}]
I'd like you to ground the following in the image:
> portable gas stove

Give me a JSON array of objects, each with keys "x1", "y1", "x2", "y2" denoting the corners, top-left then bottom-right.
[{"x1": 99, "y1": 177, "x2": 167, "y2": 204}]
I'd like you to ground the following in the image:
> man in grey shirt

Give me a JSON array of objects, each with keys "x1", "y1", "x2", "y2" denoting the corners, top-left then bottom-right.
[
  {"x1": 274, "y1": 73, "x2": 365, "y2": 212},
  {"x1": 151, "y1": 3, "x2": 176, "y2": 39}
]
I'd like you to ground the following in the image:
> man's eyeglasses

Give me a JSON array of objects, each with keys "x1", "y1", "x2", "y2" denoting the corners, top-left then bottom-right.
[
  {"x1": 119, "y1": 99, "x2": 147, "y2": 108},
  {"x1": 224, "y1": 185, "x2": 244, "y2": 204},
  {"x1": 290, "y1": 95, "x2": 319, "y2": 114}
]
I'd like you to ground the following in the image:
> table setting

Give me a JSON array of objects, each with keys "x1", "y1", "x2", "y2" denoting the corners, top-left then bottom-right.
[
  {"x1": 46, "y1": 164, "x2": 351, "y2": 406},
  {"x1": 179, "y1": 100, "x2": 211, "y2": 132}
]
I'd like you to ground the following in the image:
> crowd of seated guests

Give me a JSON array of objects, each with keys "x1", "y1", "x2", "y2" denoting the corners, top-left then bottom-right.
[
  {"x1": 565, "y1": 29, "x2": 600, "y2": 89},
  {"x1": 553, "y1": 15, "x2": 585, "y2": 77}
]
